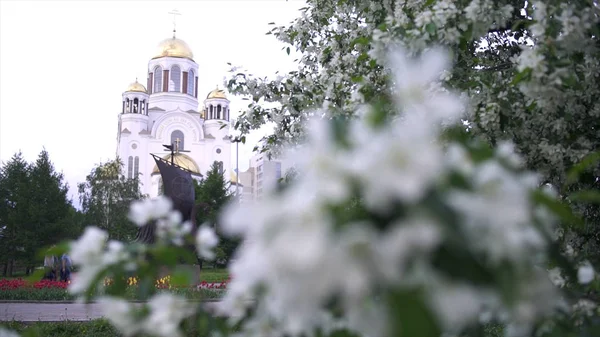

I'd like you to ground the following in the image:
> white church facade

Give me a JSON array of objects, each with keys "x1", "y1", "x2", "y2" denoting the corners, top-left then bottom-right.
[{"x1": 116, "y1": 32, "x2": 238, "y2": 198}]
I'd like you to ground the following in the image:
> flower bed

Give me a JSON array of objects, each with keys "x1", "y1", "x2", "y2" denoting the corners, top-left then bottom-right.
[
  {"x1": 0, "y1": 278, "x2": 228, "y2": 301},
  {"x1": 0, "y1": 278, "x2": 69, "y2": 290}
]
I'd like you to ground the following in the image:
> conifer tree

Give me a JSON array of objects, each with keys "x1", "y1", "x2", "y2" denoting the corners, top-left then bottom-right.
[
  {"x1": 194, "y1": 161, "x2": 238, "y2": 267},
  {"x1": 0, "y1": 152, "x2": 31, "y2": 276}
]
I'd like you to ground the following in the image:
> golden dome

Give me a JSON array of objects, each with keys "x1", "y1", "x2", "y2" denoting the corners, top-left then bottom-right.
[
  {"x1": 126, "y1": 80, "x2": 147, "y2": 93},
  {"x1": 152, "y1": 153, "x2": 200, "y2": 175},
  {"x1": 152, "y1": 37, "x2": 194, "y2": 60},
  {"x1": 207, "y1": 87, "x2": 228, "y2": 100}
]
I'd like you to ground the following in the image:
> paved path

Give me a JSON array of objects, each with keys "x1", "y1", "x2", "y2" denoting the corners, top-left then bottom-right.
[
  {"x1": 0, "y1": 301, "x2": 223, "y2": 322},
  {"x1": 0, "y1": 302, "x2": 105, "y2": 321}
]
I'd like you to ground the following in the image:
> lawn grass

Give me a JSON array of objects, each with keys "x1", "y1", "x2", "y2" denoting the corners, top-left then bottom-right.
[
  {"x1": 1, "y1": 317, "x2": 233, "y2": 337},
  {"x1": 1, "y1": 319, "x2": 120, "y2": 337}
]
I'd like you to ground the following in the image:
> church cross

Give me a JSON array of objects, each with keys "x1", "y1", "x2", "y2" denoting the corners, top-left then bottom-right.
[
  {"x1": 174, "y1": 138, "x2": 182, "y2": 153},
  {"x1": 168, "y1": 9, "x2": 181, "y2": 37}
]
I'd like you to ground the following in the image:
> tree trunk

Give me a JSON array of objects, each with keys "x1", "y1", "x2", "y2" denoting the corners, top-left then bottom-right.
[
  {"x1": 7, "y1": 259, "x2": 14, "y2": 277},
  {"x1": 2, "y1": 262, "x2": 7, "y2": 277},
  {"x1": 198, "y1": 259, "x2": 203, "y2": 284}
]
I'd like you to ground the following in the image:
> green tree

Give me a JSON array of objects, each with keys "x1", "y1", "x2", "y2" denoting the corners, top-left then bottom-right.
[
  {"x1": 22, "y1": 149, "x2": 74, "y2": 272},
  {"x1": 0, "y1": 152, "x2": 31, "y2": 276},
  {"x1": 78, "y1": 158, "x2": 145, "y2": 241},
  {"x1": 194, "y1": 161, "x2": 238, "y2": 267}
]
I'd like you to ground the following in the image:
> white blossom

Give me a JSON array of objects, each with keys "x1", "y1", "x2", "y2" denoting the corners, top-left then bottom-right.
[
  {"x1": 99, "y1": 294, "x2": 195, "y2": 337},
  {"x1": 220, "y1": 46, "x2": 555, "y2": 337},
  {"x1": 128, "y1": 196, "x2": 173, "y2": 226},
  {"x1": 98, "y1": 296, "x2": 141, "y2": 337},
  {"x1": 196, "y1": 224, "x2": 219, "y2": 260},
  {"x1": 143, "y1": 294, "x2": 196, "y2": 337},
  {"x1": 577, "y1": 263, "x2": 596, "y2": 284},
  {"x1": 68, "y1": 227, "x2": 108, "y2": 295},
  {"x1": 548, "y1": 268, "x2": 566, "y2": 288},
  {"x1": 0, "y1": 328, "x2": 20, "y2": 337}
]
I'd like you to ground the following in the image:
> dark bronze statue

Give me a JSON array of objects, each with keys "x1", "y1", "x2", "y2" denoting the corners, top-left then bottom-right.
[
  {"x1": 134, "y1": 152, "x2": 206, "y2": 281},
  {"x1": 135, "y1": 153, "x2": 198, "y2": 243}
]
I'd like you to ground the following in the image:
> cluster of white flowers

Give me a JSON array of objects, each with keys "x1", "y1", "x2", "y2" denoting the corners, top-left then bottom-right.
[
  {"x1": 0, "y1": 328, "x2": 20, "y2": 337},
  {"x1": 69, "y1": 226, "x2": 126, "y2": 295},
  {"x1": 577, "y1": 263, "x2": 596, "y2": 285},
  {"x1": 220, "y1": 46, "x2": 557, "y2": 337},
  {"x1": 128, "y1": 196, "x2": 192, "y2": 247},
  {"x1": 98, "y1": 294, "x2": 196, "y2": 337},
  {"x1": 128, "y1": 196, "x2": 219, "y2": 259},
  {"x1": 64, "y1": 196, "x2": 219, "y2": 337}
]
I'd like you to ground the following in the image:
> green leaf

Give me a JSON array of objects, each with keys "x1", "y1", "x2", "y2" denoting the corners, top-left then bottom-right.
[
  {"x1": 532, "y1": 190, "x2": 583, "y2": 228},
  {"x1": 569, "y1": 190, "x2": 600, "y2": 204},
  {"x1": 510, "y1": 68, "x2": 532, "y2": 85},
  {"x1": 352, "y1": 36, "x2": 370, "y2": 47},
  {"x1": 388, "y1": 288, "x2": 441, "y2": 337},
  {"x1": 566, "y1": 152, "x2": 600, "y2": 185},
  {"x1": 26, "y1": 268, "x2": 46, "y2": 284},
  {"x1": 286, "y1": 47, "x2": 290, "y2": 55},
  {"x1": 425, "y1": 23, "x2": 437, "y2": 35},
  {"x1": 350, "y1": 75, "x2": 363, "y2": 83}
]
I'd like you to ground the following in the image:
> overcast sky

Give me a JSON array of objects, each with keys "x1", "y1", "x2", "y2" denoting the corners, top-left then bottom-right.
[{"x1": 0, "y1": 0, "x2": 305, "y2": 205}]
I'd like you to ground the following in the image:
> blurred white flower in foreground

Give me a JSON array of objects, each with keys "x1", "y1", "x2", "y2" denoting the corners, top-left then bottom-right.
[
  {"x1": 577, "y1": 263, "x2": 596, "y2": 284},
  {"x1": 219, "y1": 46, "x2": 557, "y2": 337},
  {"x1": 99, "y1": 294, "x2": 194, "y2": 337},
  {"x1": 128, "y1": 196, "x2": 173, "y2": 226},
  {"x1": 68, "y1": 226, "x2": 108, "y2": 295},
  {"x1": 69, "y1": 196, "x2": 210, "y2": 296},
  {"x1": 129, "y1": 196, "x2": 192, "y2": 246},
  {"x1": 97, "y1": 297, "x2": 140, "y2": 337},
  {"x1": 144, "y1": 293, "x2": 196, "y2": 337},
  {"x1": 196, "y1": 224, "x2": 219, "y2": 260},
  {"x1": 0, "y1": 328, "x2": 20, "y2": 337}
]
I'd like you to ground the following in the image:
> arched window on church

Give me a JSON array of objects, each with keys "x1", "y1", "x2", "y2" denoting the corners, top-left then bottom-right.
[
  {"x1": 133, "y1": 98, "x2": 139, "y2": 113},
  {"x1": 170, "y1": 65, "x2": 181, "y2": 92},
  {"x1": 153, "y1": 66, "x2": 162, "y2": 93},
  {"x1": 217, "y1": 105, "x2": 222, "y2": 119},
  {"x1": 127, "y1": 156, "x2": 133, "y2": 179},
  {"x1": 134, "y1": 156, "x2": 139, "y2": 178},
  {"x1": 171, "y1": 130, "x2": 185, "y2": 151},
  {"x1": 217, "y1": 161, "x2": 224, "y2": 174},
  {"x1": 209, "y1": 105, "x2": 213, "y2": 119},
  {"x1": 187, "y1": 70, "x2": 195, "y2": 95},
  {"x1": 158, "y1": 177, "x2": 164, "y2": 195},
  {"x1": 125, "y1": 98, "x2": 130, "y2": 113}
]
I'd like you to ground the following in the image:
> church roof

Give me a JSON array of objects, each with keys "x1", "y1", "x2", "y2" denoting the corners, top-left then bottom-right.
[
  {"x1": 125, "y1": 80, "x2": 147, "y2": 93},
  {"x1": 152, "y1": 153, "x2": 201, "y2": 175},
  {"x1": 152, "y1": 37, "x2": 194, "y2": 61},
  {"x1": 207, "y1": 87, "x2": 228, "y2": 100}
]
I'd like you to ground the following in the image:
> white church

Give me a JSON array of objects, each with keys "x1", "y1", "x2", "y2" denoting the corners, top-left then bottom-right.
[{"x1": 116, "y1": 31, "x2": 238, "y2": 198}]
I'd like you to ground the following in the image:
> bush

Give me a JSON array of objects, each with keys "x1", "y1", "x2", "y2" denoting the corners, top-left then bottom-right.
[{"x1": 1, "y1": 320, "x2": 120, "y2": 337}]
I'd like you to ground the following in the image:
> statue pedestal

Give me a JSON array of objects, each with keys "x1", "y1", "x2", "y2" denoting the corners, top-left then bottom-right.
[{"x1": 158, "y1": 264, "x2": 202, "y2": 286}]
